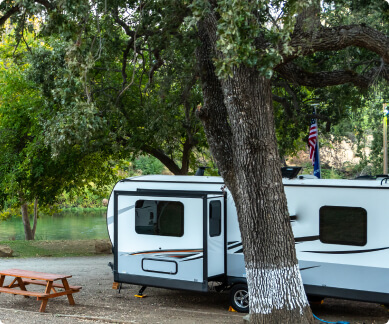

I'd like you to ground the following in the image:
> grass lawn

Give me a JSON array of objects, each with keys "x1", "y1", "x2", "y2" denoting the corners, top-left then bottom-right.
[{"x1": 0, "y1": 239, "x2": 111, "y2": 258}]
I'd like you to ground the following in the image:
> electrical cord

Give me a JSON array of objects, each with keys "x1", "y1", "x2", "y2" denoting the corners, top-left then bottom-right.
[{"x1": 312, "y1": 313, "x2": 350, "y2": 324}]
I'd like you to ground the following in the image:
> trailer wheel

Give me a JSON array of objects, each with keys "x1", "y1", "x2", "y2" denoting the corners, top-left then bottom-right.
[{"x1": 230, "y1": 284, "x2": 249, "y2": 313}]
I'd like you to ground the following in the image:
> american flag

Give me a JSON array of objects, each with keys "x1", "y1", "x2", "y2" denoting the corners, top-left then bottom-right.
[{"x1": 308, "y1": 118, "x2": 318, "y2": 165}]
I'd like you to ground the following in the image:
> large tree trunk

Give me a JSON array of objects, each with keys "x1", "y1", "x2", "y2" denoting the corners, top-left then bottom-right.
[
  {"x1": 223, "y1": 67, "x2": 312, "y2": 323},
  {"x1": 196, "y1": 17, "x2": 313, "y2": 323},
  {"x1": 21, "y1": 202, "x2": 34, "y2": 240}
]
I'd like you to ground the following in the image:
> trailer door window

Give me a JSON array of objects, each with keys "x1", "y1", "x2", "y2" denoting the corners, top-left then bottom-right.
[
  {"x1": 135, "y1": 200, "x2": 184, "y2": 237},
  {"x1": 319, "y1": 206, "x2": 367, "y2": 246},
  {"x1": 209, "y1": 201, "x2": 221, "y2": 237}
]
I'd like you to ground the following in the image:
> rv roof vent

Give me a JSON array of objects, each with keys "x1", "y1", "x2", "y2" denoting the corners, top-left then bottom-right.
[
  {"x1": 281, "y1": 167, "x2": 302, "y2": 179},
  {"x1": 297, "y1": 174, "x2": 318, "y2": 179},
  {"x1": 195, "y1": 167, "x2": 208, "y2": 176}
]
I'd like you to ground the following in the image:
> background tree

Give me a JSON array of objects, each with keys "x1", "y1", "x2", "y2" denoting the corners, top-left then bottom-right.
[
  {"x1": 0, "y1": 39, "x2": 117, "y2": 240},
  {"x1": 24, "y1": 9, "x2": 207, "y2": 175}
]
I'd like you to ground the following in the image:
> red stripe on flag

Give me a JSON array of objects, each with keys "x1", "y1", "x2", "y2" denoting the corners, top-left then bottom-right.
[{"x1": 309, "y1": 122, "x2": 317, "y2": 164}]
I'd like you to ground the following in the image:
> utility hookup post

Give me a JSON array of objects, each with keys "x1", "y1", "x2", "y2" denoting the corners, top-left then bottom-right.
[{"x1": 384, "y1": 103, "x2": 388, "y2": 175}]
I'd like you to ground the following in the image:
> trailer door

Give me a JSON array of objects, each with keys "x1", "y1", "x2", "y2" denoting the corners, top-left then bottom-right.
[
  {"x1": 207, "y1": 195, "x2": 225, "y2": 278},
  {"x1": 113, "y1": 191, "x2": 208, "y2": 292}
]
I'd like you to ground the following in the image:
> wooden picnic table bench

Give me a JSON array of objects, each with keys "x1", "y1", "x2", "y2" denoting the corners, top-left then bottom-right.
[{"x1": 0, "y1": 268, "x2": 81, "y2": 312}]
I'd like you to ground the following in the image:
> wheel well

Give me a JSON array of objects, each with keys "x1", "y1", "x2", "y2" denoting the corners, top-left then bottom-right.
[{"x1": 228, "y1": 277, "x2": 247, "y2": 286}]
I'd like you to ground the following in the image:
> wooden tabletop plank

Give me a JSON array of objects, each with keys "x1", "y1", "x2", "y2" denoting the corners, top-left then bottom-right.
[
  {"x1": 21, "y1": 279, "x2": 82, "y2": 290},
  {"x1": 0, "y1": 269, "x2": 72, "y2": 281}
]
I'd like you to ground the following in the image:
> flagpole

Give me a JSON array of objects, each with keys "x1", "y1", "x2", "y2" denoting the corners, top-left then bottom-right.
[
  {"x1": 384, "y1": 102, "x2": 388, "y2": 175},
  {"x1": 312, "y1": 104, "x2": 321, "y2": 178}
]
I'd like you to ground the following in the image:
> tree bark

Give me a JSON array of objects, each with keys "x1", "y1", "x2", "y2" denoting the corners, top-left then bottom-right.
[
  {"x1": 21, "y1": 202, "x2": 34, "y2": 241},
  {"x1": 196, "y1": 17, "x2": 313, "y2": 323},
  {"x1": 223, "y1": 67, "x2": 312, "y2": 323}
]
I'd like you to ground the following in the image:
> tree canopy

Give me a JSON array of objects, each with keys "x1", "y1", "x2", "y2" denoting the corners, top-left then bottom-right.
[
  {"x1": 1, "y1": 0, "x2": 208, "y2": 175},
  {"x1": 2, "y1": 0, "x2": 386, "y2": 171}
]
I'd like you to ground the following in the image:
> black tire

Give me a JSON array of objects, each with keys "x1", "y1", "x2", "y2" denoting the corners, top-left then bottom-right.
[
  {"x1": 307, "y1": 295, "x2": 324, "y2": 304},
  {"x1": 229, "y1": 283, "x2": 249, "y2": 313}
]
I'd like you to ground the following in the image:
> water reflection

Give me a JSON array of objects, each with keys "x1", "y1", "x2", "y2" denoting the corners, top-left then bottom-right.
[{"x1": 0, "y1": 209, "x2": 108, "y2": 241}]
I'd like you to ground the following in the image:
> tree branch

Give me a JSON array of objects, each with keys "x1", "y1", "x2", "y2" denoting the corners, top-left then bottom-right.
[
  {"x1": 0, "y1": 0, "x2": 54, "y2": 28},
  {"x1": 112, "y1": 7, "x2": 135, "y2": 38},
  {"x1": 287, "y1": 24, "x2": 389, "y2": 64},
  {"x1": 141, "y1": 145, "x2": 183, "y2": 175},
  {"x1": 294, "y1": 0, "x2": 321, "y2": 34},
  {"x1": 34, "y1": 0, "x2": 54, "y2": 11},
  {"x1": 272, "y1": 94, "x2": 295, "y2": 118},
  {"x1": 112, "y1": 8, "x2": 134, "y2": 89},
  {"x1": 180, "y1": 137, "x2": 194, "y2": 175},
  {"x1": 0, "y1": 5, "x2": 20, "y2": 27},
  {"x1": 275, "y1": 62, "x2": 389, "y2": 88},
  {"x1": 281, "y1": 81, "x2": 300, "y2": 111},
  {"x1": 119, "y1": 38, "x2": 134, "y2": 91},
  {"x1": 148, "y1": 50, "x2": 164, "y2": 85},
  {"x1": 305, "y1": 114, "x2": 332, "y2": 132},
  {"x1": 181, "y1": 72, "x2": 200, "y2": 142}
]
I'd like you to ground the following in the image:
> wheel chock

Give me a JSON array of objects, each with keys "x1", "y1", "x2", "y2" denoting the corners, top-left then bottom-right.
[
  {"x1": 134, "y1": 294, "x2": 147, "y2": 298},
  {"x1": 228, "y1": 306, "x2": 237, "y2": 312},
  {"x1": 112, "y1": 282, "x2": 120, "y2": 289}
]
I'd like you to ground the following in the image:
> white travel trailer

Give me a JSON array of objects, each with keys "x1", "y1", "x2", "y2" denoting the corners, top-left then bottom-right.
[{"x1": 106, "y1": 171, "x2": 389, "y2": 312}]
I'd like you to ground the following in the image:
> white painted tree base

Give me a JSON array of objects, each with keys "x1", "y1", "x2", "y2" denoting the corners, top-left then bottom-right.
[{"x1": 246, "y1": 264, "x2": 309, "y2": 315}]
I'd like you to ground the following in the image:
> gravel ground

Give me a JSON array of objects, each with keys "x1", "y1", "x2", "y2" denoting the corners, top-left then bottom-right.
[{"x1": 0, "y1": 256, "x2": 388, "y2": 323}]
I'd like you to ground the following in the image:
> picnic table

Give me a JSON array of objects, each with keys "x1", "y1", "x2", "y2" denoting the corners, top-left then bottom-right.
[{"x1": 0, "y1": 268, "x2": 81, "y2": 312}]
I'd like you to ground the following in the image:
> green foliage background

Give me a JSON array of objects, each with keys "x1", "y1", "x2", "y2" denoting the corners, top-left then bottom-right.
[{"x1": 1, "y1": 0, "x2": 389, "y2": 221}]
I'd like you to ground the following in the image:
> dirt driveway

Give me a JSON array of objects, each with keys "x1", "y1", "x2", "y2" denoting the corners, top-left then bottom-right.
[{"x1": 0, "y1": 256, "x2": 388, "y2": 323}]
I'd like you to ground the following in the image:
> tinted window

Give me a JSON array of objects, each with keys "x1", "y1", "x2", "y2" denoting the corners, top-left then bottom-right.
[
  {"x1": 319, "y1": 206, "x2": 367, "y2": 246},
  {"x1": 209, "y1": 201, "x2": 221, "y2": 237},
  {"x1": 135, "y1": 200, "x2": 184, "y2": 237}
]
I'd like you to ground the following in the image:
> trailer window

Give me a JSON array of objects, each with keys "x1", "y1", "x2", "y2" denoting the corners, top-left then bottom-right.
[
  {"x1": 209, "y1": 201, "x2": 221, "y2": 237},
  {"x1": 319, "y1": 206, "x2": 367, "y2": 246},
  {"x1": 135, "y1": 200, "x2": 184, "y2": 237}
]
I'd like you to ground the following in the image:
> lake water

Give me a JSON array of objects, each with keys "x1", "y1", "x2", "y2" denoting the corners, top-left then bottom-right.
[{"x1": 0, "y1": 209, "x2": 109, "y2": 241}]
